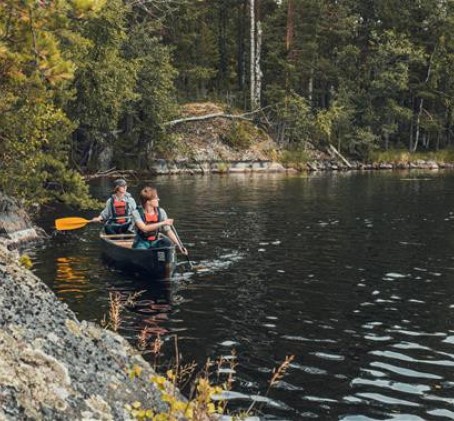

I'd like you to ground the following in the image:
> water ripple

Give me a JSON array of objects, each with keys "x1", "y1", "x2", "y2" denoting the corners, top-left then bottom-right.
[
  {"x1": 369, "y1": 361, "x2": 442, "y2": 380},
  {"x1": 370, "y1": 350, "x2": 454, "y2": 367}
]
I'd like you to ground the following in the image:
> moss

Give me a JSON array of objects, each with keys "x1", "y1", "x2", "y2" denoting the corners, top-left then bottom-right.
[{"x1": 19, "y1": 254, "x2": 33, "y2": 269}]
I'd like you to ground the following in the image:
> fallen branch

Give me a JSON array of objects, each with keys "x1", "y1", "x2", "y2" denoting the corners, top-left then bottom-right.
[
  {"x1": 84, "y1": 169, "x2": 138, "y2": 181},
  {"x1": 164, "y1": 112, "x2": 254, "y2": 127},
  {"x1": 328, "y1": 144, "x2": 352, "y2": 168}
]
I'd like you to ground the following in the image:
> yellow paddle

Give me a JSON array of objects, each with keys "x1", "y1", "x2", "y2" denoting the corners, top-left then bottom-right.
[{"x1": 55, "y1": 217, "x2": 92, "y2": 231}]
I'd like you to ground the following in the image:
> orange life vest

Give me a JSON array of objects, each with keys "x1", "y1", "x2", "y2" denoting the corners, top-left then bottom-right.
[
  {"x1": 137, "y1": 207, "x2": 161, "y2": 241},
  {"x1": 145, "y1": 212, "x2": 159, "y2": 240},
  {"x1": 111, "y1": 197, "x2": 128, "y2": 224}
]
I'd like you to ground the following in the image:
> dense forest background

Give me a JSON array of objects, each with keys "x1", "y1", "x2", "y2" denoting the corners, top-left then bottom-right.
[{"x1": 1, "y1": 0, "x2": 454, "y2": 206}]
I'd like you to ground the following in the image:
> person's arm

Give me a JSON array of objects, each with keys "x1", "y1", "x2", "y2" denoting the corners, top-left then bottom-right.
[
  {"x1": 136, "y1": 218, "x2": 173, "y2": 233},
  {"x1": 132, "y1": 209, "x2": 173, "y2": 233},
  {"x1": 129, "y1": 196, "x2": 137, "y2": 212},
  {"x1": 166, "y1": 229, "x2": 188, "y2": 255},
  {"x1": 92, "y1": 199, "x2": 111, "y2": 223},
  {"x1": 159, "y1": 209, "x2": 188, "y2": 255}
]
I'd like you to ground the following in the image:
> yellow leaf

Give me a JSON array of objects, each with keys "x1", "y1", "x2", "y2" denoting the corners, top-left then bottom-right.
[{"x1": 207, "y1": 403, "x2": 216, "y2": 414}]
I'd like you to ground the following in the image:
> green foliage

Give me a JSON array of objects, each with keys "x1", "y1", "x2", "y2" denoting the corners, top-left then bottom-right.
[
  {"x1": 0, "y1": 0, "x2": 100, "y2": 208},
  {"x1": 221, "y1": 121, "x2": 254, "y2": 150},
  {"x1": 279, "y1": 148, "x2": 311, "y2": 171},
  {"x1": 369, "y1": 148, "x2": 454, "y2": 163},
  {"x1": 165, "y1": 2, "x2": 220, "y2": 100},
  {"x1": 121, "y1": 19, "x2": 178, "y2": 165},
  {"x1": 277, "y1": 93, "x2": 315, "y2": 147},
  {"x1": 215, "y1": 162, "x2": 230, "y2": 173},
  {"x1": 345, "y1": 128, "x2": 380, "y2": 160},
  {"x1": 5, "y1": 0, "x2": 454, "y2": 213},
  {"x1": 68, "y1": 0, "x2": 137, "y2": 171}
]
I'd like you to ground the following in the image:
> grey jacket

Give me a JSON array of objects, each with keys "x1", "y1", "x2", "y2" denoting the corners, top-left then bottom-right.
[{"x1": 99, "y1": 192, "x2": 137, "y2": 223}]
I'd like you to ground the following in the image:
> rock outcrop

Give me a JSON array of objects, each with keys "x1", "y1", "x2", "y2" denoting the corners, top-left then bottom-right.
[
  {"x1": 0, "y1": 240, "x2": 171, "y2": 420},
  {"x1": 0, "y1": 193, "x2": 178, "y2": 420},
  {"x1": 0, "y1": 192, "x2": 42, "y2": 248}
]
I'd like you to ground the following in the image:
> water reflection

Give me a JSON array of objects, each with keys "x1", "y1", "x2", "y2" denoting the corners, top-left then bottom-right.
[{"x1": 55, "y1": 256, "x2": 92, "y2": 297}]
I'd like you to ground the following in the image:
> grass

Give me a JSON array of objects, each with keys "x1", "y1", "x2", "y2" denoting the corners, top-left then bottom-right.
[
  {"x1": 368, "y1": 148, "x2": 454, "y2": 163},
  {"x1": 279, "y1": 148, "x2": 311, "y2": 170}
]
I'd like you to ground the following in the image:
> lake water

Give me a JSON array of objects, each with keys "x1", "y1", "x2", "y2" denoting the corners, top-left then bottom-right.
[{"x1": 31, "y1": 171, "x2": 454, "y2": 420}]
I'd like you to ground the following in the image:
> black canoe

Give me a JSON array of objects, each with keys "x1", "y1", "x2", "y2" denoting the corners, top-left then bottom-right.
[{"x1": 100, "y1": 233, "x2": 177, "y2": 279}]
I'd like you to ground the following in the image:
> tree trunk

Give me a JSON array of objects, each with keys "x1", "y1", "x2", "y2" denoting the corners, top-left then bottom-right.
[
  {"x1": 250, "y1": 0, "x2": 256, "y2": 110},
  {"x1": 413, "y1": 98, "x2": 423, "y2": 152},
  {"x1": 285, "y1": 0, "x2": 295, "y2": 97},
  {"x1": 255, "y1": 21, "x2": 262, "y2": 108},
  {"x1": 286, "y1": 0, "x2": 295, "y2": 51},
  {"x1": 218, "y1": 2, "x2": 228, "y2": 92},
  {"x1": 413, "y1": 47, "x2": 436, "y2": 152},
  {"x1": 237, "y1": 1, "x2": 247, "y2": 93}
]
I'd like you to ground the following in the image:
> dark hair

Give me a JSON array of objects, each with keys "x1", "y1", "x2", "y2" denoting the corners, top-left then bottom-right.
[
  {"x1": 113, "y1": 178, "x2": 127, "y2": 191},
  {"x1": 139, "y1": 186, "x2": 158, "y2": 207}
]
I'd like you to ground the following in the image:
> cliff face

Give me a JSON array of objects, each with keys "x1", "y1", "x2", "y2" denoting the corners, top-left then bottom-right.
[{"x1": 0, "y1": 194, "x2": 176, "y2": 420}]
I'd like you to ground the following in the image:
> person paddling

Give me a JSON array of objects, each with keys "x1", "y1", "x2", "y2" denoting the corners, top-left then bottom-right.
[
  {"x1": 91, "y1": 178, "x2": 137, "y2": 234},
  {"x1": 132, "y1": 185, "x2": 188, "y2": 255}
]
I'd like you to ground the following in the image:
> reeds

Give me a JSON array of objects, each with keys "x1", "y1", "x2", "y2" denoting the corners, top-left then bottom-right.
[
  {"x1": 268, "y1": 354, "x2": 295, "y2": 391},
  {"x1": 108, "y1": 291, "x2": 122, "y2": 332},
  {"x1": 104, "y1": 294, "x2": 296, "y2": 419}
]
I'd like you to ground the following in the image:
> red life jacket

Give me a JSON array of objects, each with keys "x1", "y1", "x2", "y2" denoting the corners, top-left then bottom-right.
[
  {"x1": 111, "y1": 197, "x2": 128, "y2": 224},
  {"x1": 137, "y1": 207, "x2": 161, "y2": 241},
  {"x1": 144, "y1": 212, "x2": 159, "y2": 240}
]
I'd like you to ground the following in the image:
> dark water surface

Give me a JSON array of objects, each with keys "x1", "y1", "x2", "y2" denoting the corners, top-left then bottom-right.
[{"x1": 30, "y1": 172, "x2": 454, "y2": 420}]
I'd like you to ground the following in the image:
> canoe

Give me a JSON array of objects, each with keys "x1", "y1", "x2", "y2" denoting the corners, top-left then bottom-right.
[{"x1": 100, "y1": 233, "x2": 177, "y2": 279}]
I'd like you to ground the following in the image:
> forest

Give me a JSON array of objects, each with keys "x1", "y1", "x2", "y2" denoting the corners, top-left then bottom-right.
[{"x1": 1, "y1": 0, "x2": 454, "y2": 207}]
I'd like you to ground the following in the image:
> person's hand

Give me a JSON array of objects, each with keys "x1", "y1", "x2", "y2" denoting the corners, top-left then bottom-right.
[
  {"x1": 179, "y1": 246, "x2": 188, "y2": 255},
  {"x1": 91, "y1": 216, "x2": 102, "y2": 223},
  {"x1": 163, "y1": 218, "x2": 174, "y2": 226}
]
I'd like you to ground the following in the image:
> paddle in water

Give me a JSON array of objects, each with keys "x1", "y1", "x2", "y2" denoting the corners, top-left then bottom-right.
[{"x1": 171, "y1": 225, "x2": 193, "y2": 269}]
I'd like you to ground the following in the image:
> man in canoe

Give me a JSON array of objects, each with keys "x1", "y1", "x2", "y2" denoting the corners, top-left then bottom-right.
[
  {"x1": 132, "y1": 185, "x2": 188, "y2": 255},
  {"x1": 91, "y1": 178, "x2": 137, "y2": 234}
]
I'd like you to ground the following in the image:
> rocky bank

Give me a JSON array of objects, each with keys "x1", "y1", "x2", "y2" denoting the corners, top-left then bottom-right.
[
  {"x1": 0, "y1": 195, "x2": 178, "y2": 420},
  {"x1": 140, "y1": 103, "x2": 454, "y2": 175}
]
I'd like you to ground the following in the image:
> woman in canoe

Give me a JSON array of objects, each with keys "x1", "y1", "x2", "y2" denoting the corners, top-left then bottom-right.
[
  {"x1": 132, "y1": 185, "x2": 188, "y2": 255},
  {"x1": 92, "y1": 178, "x2": 137, "y2": 234}
]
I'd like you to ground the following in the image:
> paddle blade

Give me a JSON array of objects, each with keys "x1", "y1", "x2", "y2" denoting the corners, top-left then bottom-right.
[
  {"x1": 185, "y1": 254, "x2": 193, "y2": 270},
  {"x1": 55, "y1": 217, "x2": 91, "y2": 231}
]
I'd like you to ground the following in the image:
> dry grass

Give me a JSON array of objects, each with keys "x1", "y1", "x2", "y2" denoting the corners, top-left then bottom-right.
[
  {"x1": 180, "y1": 102, "x2": 225, "y2": 117},
  {"x1": 108, "y1": 292, "x2": 122, "y2": 332}
]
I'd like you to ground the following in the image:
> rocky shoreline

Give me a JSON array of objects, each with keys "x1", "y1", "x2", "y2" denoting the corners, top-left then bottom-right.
[
  {"x1": 146, "y1": 158, "x2": 453, "y2": 175},
  {"x1": 0, "y1": 196, "x2": 179, "y2": 420}
]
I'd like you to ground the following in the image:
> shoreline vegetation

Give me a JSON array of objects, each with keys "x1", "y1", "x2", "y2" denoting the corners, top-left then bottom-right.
[
  {"x1": 84, "y1": 155, "x2": 454, "y2": 181},
  {"x1": 4, "y1": 1, "x2": 454, "y2": 209}
]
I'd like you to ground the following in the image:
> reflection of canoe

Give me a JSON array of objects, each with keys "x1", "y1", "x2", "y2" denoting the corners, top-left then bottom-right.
[{"x1": 100, "y1": 233, "x2": 177, "y2": 279}]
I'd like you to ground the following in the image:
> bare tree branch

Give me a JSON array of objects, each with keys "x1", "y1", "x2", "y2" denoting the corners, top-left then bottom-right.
[{"x1": 164, "y1": 112, "x2": 254, "y2": 127}]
